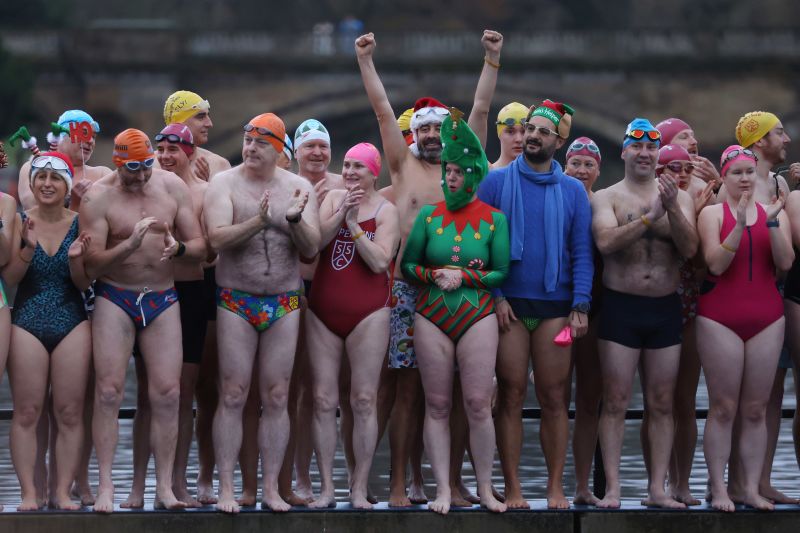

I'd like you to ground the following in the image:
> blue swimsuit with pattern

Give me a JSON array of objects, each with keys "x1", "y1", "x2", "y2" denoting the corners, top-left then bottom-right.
[{"x1": 12, "y1": 214, "x2": 87, "y2": 353}]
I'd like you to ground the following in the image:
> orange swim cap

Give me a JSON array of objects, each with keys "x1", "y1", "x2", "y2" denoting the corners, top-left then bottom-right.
[
  {"x1": 112, "y1": 128, "x2": 155, "y2": 168},
  {"x1": 244, "y1": 113, "x2": 286, "y2": 154}
]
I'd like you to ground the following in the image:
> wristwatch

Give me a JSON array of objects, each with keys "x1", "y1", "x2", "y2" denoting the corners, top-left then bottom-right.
[
  {"x1": 572, "y1": 302, "x2": 590, "y2": 314},
  {"x1": 286, "y1": 212, "x2": 302, "y2": 224},
  {"x1": 766, "y1": 218, "x2": 780, "y2": 228}
]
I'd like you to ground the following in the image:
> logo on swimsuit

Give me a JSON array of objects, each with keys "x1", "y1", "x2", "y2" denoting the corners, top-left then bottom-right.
[{"x1": 331, "y1": 238, "x2": 355, "y2": 270}]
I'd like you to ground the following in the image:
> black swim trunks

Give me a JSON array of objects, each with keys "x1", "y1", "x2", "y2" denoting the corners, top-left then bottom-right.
[
  {"x1": 176, "y1": 280, "x2": 208, "y2": 364},
  {"x1": 598, "y1": 287, "x2": 682, "y2": 349}
]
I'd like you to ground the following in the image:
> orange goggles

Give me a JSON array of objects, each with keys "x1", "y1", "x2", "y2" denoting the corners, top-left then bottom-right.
[{"x1": 626, "y1": 129, "x2": 661, "y2": 141}]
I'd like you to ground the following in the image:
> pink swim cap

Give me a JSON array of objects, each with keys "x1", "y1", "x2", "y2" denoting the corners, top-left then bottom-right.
[
  {"x1": 566, "y1": 136, "x2": 601, "y2": 164},
  {"x1": 720, "y1": 144, "x2": 757, "y2": 177},
  {"x1": 345, "y1": 142, "x2": 381, "y2": 177},
  {"x1": 657, "y1": 144, "x2": 691, "y2": 166},
  {"x1": 655, "y1": 118, "x2": 692, "y2": 145}
]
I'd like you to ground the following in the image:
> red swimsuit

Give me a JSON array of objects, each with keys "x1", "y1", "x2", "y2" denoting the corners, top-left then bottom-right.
[
  {"x1": 697, "y1": 203, "x2": 783, "y2": 341},
  {"x1": 308, "y1": 204, "x2": 392, "y2": 338}
]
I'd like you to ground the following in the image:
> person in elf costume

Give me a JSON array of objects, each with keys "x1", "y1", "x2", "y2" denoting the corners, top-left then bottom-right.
[{"x1": 402, "y1": 109, "x2": 509, "y2": 515}]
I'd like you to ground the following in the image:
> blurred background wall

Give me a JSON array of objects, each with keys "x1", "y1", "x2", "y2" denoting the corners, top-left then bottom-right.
[{"x1": 2, "y1": 0, "x2": 800, "y2": 192}]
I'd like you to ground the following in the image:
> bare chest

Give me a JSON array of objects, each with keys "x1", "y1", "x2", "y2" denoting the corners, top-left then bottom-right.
[
  {"x1": 395, "y1": 172, "x2": 443, "y2": 230},
  {"x1": 106, "y1": 195, "x2": 178, "y2": 239},
  {"x1": 230, "y1": 182, "x2": 292, "y2": 224}
]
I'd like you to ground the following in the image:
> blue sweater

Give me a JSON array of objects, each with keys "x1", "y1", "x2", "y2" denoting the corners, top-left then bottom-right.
[{"x1": 477, "y1": 157, "x2": 593, "y2": 306}]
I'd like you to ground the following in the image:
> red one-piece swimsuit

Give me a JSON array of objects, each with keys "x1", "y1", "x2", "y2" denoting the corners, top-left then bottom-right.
[
  {"x1": 697, "y1": 202, "x2": 783, "y2": 341},
  {"x1": 308, "y1": 206, "x2": 392, "y2": 338}
]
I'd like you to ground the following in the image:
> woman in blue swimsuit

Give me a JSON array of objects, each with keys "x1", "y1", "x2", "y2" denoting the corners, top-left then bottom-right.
[{"x1": 2, "y1": 152, "x2": 92, "y2": 510}]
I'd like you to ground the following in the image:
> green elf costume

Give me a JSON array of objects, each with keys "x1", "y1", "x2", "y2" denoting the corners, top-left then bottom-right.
[{"x1": 402, "y1": 109, "x2": 510, "y2": 341}]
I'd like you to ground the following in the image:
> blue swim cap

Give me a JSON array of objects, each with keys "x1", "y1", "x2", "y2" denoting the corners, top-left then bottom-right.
[
  {"x1": 57, "y1": 109, "x2": 100, "y2": 133},
  {"x1": 622, "y1": 118, "x2": 660, "y2": 149}
]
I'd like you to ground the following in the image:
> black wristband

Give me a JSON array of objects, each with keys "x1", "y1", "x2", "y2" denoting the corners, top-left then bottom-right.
[
  {"x1": 766, "y1": 219, "x2": 780, "y2": 228},
  {"x1": 175, "y1": 241, "x2": 186, "y2": 257},
  {"x1": 286, "y1": 212, "x2": 302, "y2": 224}
]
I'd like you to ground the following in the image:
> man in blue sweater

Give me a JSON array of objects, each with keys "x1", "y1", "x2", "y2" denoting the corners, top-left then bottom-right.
[
  {"x1": 478, "y1": 99, "x2": 593, "y2": 509},
  {"x1": 591, "y1": 119, "x2": 698, "y2": 509}
]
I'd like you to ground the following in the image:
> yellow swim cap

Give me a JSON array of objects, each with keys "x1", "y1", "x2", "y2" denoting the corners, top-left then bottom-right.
[
  {"x1": 396, "y1": 108, "x2": 414, "y2": 132},
  {"x1": 163, "y1": 90, "x2": 210, "y2": 125},
  {"x1": 496, "y1": 102, "x2": 528, "y2": 137},
  {"x1": 735, "y1": 111, "x2": 779, "y2": 148}
]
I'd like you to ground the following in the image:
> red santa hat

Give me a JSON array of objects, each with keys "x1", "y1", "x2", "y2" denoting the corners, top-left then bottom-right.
[{"x1": 410, "y1": 97, "x2": 449, "y2": 142}]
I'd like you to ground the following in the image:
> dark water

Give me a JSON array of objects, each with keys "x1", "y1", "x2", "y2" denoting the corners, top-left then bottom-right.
[{"x1": 0, "y1": 360, "x2": 797, "y2": 507}]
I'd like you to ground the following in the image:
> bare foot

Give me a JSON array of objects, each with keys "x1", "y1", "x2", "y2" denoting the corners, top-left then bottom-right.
[
  {"x1": 281, "y1": 491, "x2": 312, "y2": 506},
  {"x1": 743, "y1": 492, "x2": 775, "y2": 511},
  {"x1": 492, "y1": 486, "x2": 505, "y2": 503},
  {"x1": 93, "y1": 487, "x2": 115, "y2": 514},
  {"x1": 408, "y1": 481, "x2": 427, "y2": 504},
  {"x1": 173, "y1": 486, "x2": 201, "y2": 508},
  {"x1": 503, "y1": 486, "x2": 530, "y2": 510},
  {"x1": 710, "y1": 493, "x2": 736, "y2": 513},
  {"x1": 450, "y1": 492, "x2": 474, "y2": 507},
  {"x1": 216, "y1": 494, "x2": 240, "y2": 514},
  {"x1": 760, "y1": 485, "x2": 799, "y2": 504},
  {"x1": 261, "y1": 490, "x2": 291, "y2": 512},
  {"x1": 547, "y1": 493, "x2": 571, "y2": 510},
  {"x1": 295, "y1": 484, "x2": 314, "y2": 502},
  {"x1": 71, "y1": 482, "x2": 95, "y2": 506},
  {"x1": 237, "y1": 491, "x2": 257, "y2": 507},
  {"x1": 196, "y1": 479, "x2": 217, "y2": 505},
  {"x1": 308, "y1": 492, "x2": 337, "y2": 509},
  {"x1": 388, "y1": 489, "x2": 412, "y2": 508},
  {"x1": 641, "y1": 493, "x2": 686, "y2": 509},
  {"x1": 669, "y1": 487, "x2": 701, "y2": 506},
  {"x1": 120, "y1": 492, "x2": 145, "y2": 509},
  {"x1": 154, "y1": 490, "x2": 188, "y2": 511},
  {"x1": 351, "y1": 491, "x2": 373, "y2": 510},
  {"x1": 573, "y1": 489, "x2": 600, "y2": 506},
  {"x1": 457, "y1": 482, "x2": 480, "y2": 504},
  {"x1": 52, "y1": 493, "x2": 81, "y2": 511},
  {"x1": 596, "y1": 492, "x2": 621, "y2": 509},
  {"x1": 428, "y1": 495, "x2": 450, "y2": 515},
  {"x1": 479, "y1": 487, "x2": 507, "y2": 513},
  {"x1": 17, "y1": 495, "x2": 41, "y2": 511}
]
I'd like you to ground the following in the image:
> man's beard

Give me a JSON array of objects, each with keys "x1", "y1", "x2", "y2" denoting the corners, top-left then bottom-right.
[
  {"x1": 419, "y1": 142, "x2": 442, "y2": 164},
  {"x1": 523, "y1": 141, "x2": 554, "y2": 165}
]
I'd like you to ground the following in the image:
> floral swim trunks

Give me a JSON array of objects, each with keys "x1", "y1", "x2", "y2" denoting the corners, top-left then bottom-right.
[
  {"x1": 389, "y1": 279, "x2": 418, "y2": 369},
  {"x1": 217, "y1": 287, "x2": 302, "y2": 332}
]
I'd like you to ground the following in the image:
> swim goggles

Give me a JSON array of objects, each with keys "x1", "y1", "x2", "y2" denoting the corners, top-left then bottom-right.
[
  {"x1": 625, "y1": 129, "x2": 661, "y2": 141},
  {"x1": 155, "y1": 133, "x2": 194, "y2": 146},
  {"x1": 664, "y1": 161, "x2": 695, "y2": 174},
  {"x1": 244, "y1": 124, "x2": 285, "y2": 147},
  {"x1": 496, "y1": 117, "x2": 525, "y2": 127},
  {"x1": 567, "y1": 140, "x2": 600, "y2": 153},
  {"x1": 31, "y1": 155, "x2": 73, "y2": 176},
  {"x1": 123, "y1": 158, "x2": 156, "y2": 171},
  {"x1": 722, "y1": 148, "x2": 757, "y2": 164}
]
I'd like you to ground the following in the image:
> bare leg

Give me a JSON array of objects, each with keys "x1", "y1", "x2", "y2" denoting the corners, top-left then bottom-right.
[
  {"x1": 345, "y1": 309, "x2": 390, "y2": 509},
  {"x1": 494, "y1": 321, "x2": 531, "y2": 509},
  {"x1": 257, "y1": 311, "x2": 301, "y2": 512},
  {"x1": 456, "y1": 316, "x2": 506, "y2": 513},
  {"x1": 759, "y1": 366, "x2": 796, "y2": 503},
  {"x1": 173, "y1": 363, "x2": 201, "y2": 507},
  {"x1": 238, "y1": 369, "x2": 259, "y2": 506},
  {"x1": 138, "y1": 305, "x2": 186, "y2": 511},
  {"x1": 669, "y1": 319, "x2": 702, "y2": 506},
  {"x1": 50, "y1": 322, "x2": 92, "y2": 510},
  {"x1": 213, "y1": 309, "x2": 258, "y2": 514},
  {"x1": 306, "y1": 310, "x2": 345, "y2": 509},
  {"x1": 785, "y1": 301, "x2": 800, "y2": 473},
  {"x1": 639, "y1": 345, "x2": 685, "y2": 509},
  {"x1": 72, "y1": 366, "x2": 95, "y2": 506},
  {"x1": 121, "y1": 355, "x2": 149, "y2": 509},
  {"x1": 413, "y1": 314, "x2": 455, "y2": 515},
  {"x1": 572, "y1": 318, "x2": 601, "y2": 505},
  {"x1": 91, "y1": 298, "x2": 137, "y2": 513},
  {"x1": 738, "y1": 319, "x2": 784, "y2": 511},
  {"x1": 293, "y1": 332, "x2": 315, "y2": 502},
  {"x1": 596, "y1": 340, "x2": 641, "y2": 509},
  {"x1": 388, "y1": 369, "x2": 423, "y2": 507},
  {"x1": 449, "y1": 376, "x2": 477, "y2": 507},
  {"x1": 531, "y1": 318, "x2": 573, "y2": 509},
  {"x1": 407, "y1": 391, "x2": 427, "y2": 504},
  {"x1": 195, "y1": 319, "x2": 218, "y2": 504},
  {"x1": 0, "y1": 308, "x2": 8, "y2": 512},
  {"x1": 8, "y1": 327, "x2": 49, "y2": 511}
]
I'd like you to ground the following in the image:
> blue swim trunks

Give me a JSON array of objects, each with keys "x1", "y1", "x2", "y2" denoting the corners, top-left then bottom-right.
[{"x1": 96, "y1": 282, "x2": 179, "y2": 330}]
